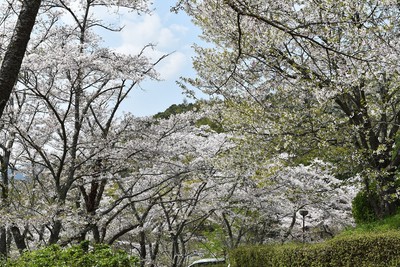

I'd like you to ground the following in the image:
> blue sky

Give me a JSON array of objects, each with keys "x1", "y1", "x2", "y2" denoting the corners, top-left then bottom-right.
[{"x1": 97, "y1": 1, "x2": 204, "y2": 117}]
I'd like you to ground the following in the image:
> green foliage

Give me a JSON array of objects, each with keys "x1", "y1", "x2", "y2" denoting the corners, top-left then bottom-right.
[
  {"x1": 4, "y1": 242, "x2": 138, "y2": 267},
  {"x1": 352, "y1": 190, "x2": 379, "y2": 224},
  {"x1": 153, "y1": 101, "x2": 224, "y2": 133},
  {"x1": 153, "y1": 102, "x2": 199, "y2": 119},
  {"x1": 230, "y1": 231, "x2": 400, "y2": 267},
  {"x1": 198, "y1": 224, "x2": 226, "y2": 257},
  {"x1": 340, "y1": 212, "x2": 400, "y2": 235},
  {"x1": 195, "y1": 117, "x2": 224, "y2": 133},
  {"x1": 206, "y1": 264, "x2": 226, "y2": 267}
]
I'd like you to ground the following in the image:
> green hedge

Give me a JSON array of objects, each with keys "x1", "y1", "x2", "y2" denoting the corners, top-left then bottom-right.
[
  {"x1": 230, "y1": 231, "x2": 400, "y2": 267},
  {"x1": 1, "y1": 241, "x2": 139, "y2": 267}
]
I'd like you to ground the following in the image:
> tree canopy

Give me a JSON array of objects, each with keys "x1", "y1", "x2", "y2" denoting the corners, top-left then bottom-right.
[
  {"x1": 177, "y1": 0, "x2": 400, "y2": 217},
  {"x1": 0, "y1": 1, "x2": 362, "y2": 266}
]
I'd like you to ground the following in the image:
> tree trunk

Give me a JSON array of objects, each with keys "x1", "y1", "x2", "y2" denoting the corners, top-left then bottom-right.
[
  {"x1": 149, "y1": 242, "x2": 159, "y2": 267},
  {"x1": 171, "y1": 234, "x2": 180, "y2": 267},
  {"x1": 92, "y1": 225, "x2": 100, "y2": 243},
  {"x1": 48, "y1": 220, "x2": 62, "y2": 244},
  {"x1": 0, "y1": 133, "x2": 14, "y2": 258},
  {"x1": 149, "y1": 225, "x2": 161, "y2": 267},
  {"x1": 0, "y1": 0, "x2": 42, "y2": 118},
  {"x1": 139, "y1": 231, "x2": 146, "y2": 267},
  {"x1": 377, "y1": 176, "x2": 400, "y2": 217},
  {"x1": 10, "y1": 225, "x2": 27, "y2": 253},
  {"x1": 0, "y1": 227, "x2": 7, "y2": 257}
]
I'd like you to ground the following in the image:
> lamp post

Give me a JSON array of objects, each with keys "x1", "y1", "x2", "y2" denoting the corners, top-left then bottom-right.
[{"x1": 299, "y1": 209, "x2": 308, "y2": 243}]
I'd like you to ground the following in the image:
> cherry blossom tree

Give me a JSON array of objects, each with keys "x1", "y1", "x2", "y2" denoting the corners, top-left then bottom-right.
[
  {"x1": 207, "y1": 131, "x2": 356, "y2": 247},
  {"x1": 0, "y1": 0, "x2": 161, "y2": 254},
  {"x1": 0, "y1": 1, "x2": 363, "y2": 264},
  {"x1": 103, "y1": 111, "x2": 229, "y2": 267},
  {"x1": 0, "y1": 0, "x2": 42, "y2": 257},
  {"x1": 176, "y1": 0, "x2": 400, "y2": 217}
]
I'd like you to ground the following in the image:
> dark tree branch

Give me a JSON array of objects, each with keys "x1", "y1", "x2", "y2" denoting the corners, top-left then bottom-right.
[{"x1": 0, "y1": 0, "x2": 42, "y2": 118}]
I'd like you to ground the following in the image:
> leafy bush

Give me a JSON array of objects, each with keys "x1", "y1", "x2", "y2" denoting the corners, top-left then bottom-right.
[
  {"x1": 352, "y1": 190, "x2": 378, "y2": 224},
  {"x1": 4, "y1": 241, "x2": 138, "y2": 267},
  {"x1": 230, "y1": 231, "x2": 400, "y2": 267}
]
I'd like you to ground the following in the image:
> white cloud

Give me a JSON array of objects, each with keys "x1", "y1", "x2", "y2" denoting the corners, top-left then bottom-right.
[
  {"x1": 113, "y1": 13, "x2": 190, "y2": 80},
  {"x1": 158, "y1": 27, "x2": 177, "y2": 48},
  {"x1": 156, "y1": 52, "x2": 187, "y2": 79},
  {"x1": 58, "y1": 2, "x2": 195, "y2": 81},
  {"x1": 170, "y1": 24, "x2": 190, "y2": 35}
]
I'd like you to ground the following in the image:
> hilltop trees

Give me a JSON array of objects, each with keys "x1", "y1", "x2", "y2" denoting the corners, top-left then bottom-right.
[{"x1": 177, "y1": 0, "x2": 400, "y2": 218}]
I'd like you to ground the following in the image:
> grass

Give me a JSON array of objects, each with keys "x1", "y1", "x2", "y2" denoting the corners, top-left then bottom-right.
[{"x1": 338, "y1": 212, "x2": 400, "y2": 236}]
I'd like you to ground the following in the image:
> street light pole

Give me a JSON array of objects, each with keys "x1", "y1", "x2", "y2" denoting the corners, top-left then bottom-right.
[{"x1": 299, "y1": 210, "x2": 308, "y2": 243}]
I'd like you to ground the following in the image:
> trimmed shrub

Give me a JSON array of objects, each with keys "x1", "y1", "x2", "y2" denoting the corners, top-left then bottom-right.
[
  {"x1": 4, "y1": 241, "x2": 139, "y2": 267},
  {"x1": 230, "y1": 231, "x2": 400, "y2": 267}
]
